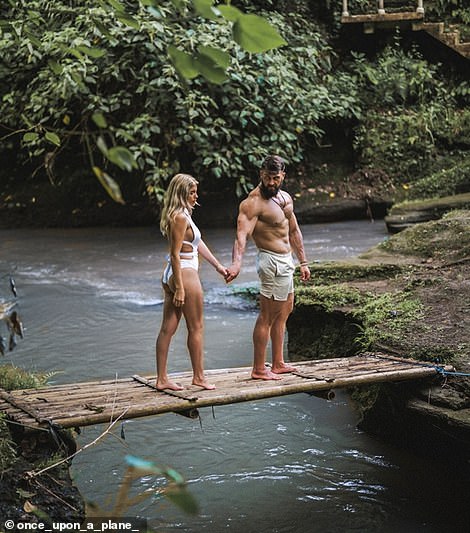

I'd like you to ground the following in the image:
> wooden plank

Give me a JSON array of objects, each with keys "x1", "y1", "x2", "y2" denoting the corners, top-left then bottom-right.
[
  {"x1": 341, "y1": 12, "x2": 424, "y2": 24},
  {"x1": 0, "y1": 355, "x2": 451, "y2": 429}
]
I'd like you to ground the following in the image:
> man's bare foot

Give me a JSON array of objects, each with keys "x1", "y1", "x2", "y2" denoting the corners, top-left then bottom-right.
[
  {"x1": 156, "y1": 380, "x2": 184, "y2": 391},
  {"x1": 251, "y1": 368, "x2": 282, "y2": 380},
  {"x1": 192, "y1": 380, "x2": 216, "y2": 390},
  {"x1": 272, "y1": 363, "x2": 297, "y2": 374}
]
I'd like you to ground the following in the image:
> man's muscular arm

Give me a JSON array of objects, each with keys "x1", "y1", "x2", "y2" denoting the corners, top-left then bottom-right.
[
  {"x1": 226, "y1": 198, "x2": 258, "y2": 282},
  {"x1": 288, "y1": 211, "x2": 311, "y2": 282}
]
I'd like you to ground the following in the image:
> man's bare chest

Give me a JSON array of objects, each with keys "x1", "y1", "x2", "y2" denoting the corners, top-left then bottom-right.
[{"x1": 257, "y1": 199, "x2": 290, "y2": 228}]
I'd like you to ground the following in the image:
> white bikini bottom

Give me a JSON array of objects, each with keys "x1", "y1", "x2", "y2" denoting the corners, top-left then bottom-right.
[{"x1": 162, "y1": 255, "x2": 199, "y2": 285}]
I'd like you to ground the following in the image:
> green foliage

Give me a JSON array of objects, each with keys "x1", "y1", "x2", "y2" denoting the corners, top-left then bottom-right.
[
  {"x1": 0, "y1": 364, "x2": 53, "y2": 391},
  {"x1": 347, "y1": 38, "x2": 470, "y2": 196},
  {"x1": 0, "y1": 1, "x2": 360, "y2": 203},
  {"x1": 427, "y1": 0, "x2": 468, "y2": 17},
  {"x1": 349, "y1": 43, "x2": 445, "y2": 108},
  {"x1": 354, "y1": 107, "x2": 440, "y2": 182},
  {"x1": 295, "y1": 283, "x2": 364, "y2": 312},
  {"x1": 349, "y1": 44, "x2": 447, "y2": 183},
  {"x1": 410, "y1": 154, "x2": 470, "y2": 198},
  {"x1": 352, "y1": 292, "x2": 425, "y2": 350},
  {"x1": 294, "y1": 275, "x2": 426, "y2": 353},
  {"x1": 417, "y1": 1, "x2": 470, "y2": 38}
]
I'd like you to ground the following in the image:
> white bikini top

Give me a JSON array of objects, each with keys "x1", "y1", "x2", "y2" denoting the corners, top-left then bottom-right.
[{"x1": 180, "y1": 209, "x2": 201, "y2": 258}]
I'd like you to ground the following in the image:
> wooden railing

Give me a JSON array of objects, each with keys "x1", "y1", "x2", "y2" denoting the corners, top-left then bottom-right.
[{"x1": 342, "y1": 1, "x2": 425, "y2": 17}]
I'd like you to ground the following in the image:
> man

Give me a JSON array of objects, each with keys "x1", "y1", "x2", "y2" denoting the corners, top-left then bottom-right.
[{"x1": 226, "y1": 155, "x2": 311, "y2": 380}]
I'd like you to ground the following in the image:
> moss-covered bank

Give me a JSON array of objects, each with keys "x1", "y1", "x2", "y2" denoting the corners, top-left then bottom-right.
[
  {"x1": 287, "y1": 210, "x2": 470, "y2": 466},
  {"x1": 0, "y1": 366, "x2": 85, "y2": 524}
]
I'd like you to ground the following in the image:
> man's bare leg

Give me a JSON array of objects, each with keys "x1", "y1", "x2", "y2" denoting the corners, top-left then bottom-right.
[
  {"x1": 252, "y1": 295, "x2": 282, "y2": 380},
  {"x1": 271, "y1": 294, "x2": 297, "y2": 374}
]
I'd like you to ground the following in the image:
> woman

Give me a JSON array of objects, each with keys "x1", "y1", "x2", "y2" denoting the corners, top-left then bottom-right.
[{"x1": 156, "y1": 173, "x2": 227, "y2": 391}]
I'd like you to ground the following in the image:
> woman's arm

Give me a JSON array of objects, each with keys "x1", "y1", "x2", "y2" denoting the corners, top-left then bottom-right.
[
  {"x1": 168, "y1": 213, "x2": 188, "y2": 305},
  {"x1": 198, "y1": 240, "x2": 227, "y2": 277}
]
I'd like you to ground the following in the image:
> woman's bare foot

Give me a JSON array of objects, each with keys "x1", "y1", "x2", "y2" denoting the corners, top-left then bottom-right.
[
  {"x1": 192, "y1": 380, "x2": 216, "y2": 390},
  {"x1": 251, "y1": 368, "x2": 282, "y2": 380},
  {"x1": 156, "y1": 380, "x2": 184, "y2": 391},
  {"x1": 272, "y1": 363, "x2": 297, "y2": 374}
]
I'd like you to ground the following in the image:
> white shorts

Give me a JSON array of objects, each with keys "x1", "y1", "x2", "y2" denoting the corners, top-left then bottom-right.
[{"x1": 256, "y1": 249, "x2": 295, "y2": 301}]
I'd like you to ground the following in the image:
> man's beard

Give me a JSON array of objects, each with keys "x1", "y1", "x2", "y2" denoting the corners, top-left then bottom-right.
[{"x1": 259, "y1": 181, "x2": 280, "y2": 199}]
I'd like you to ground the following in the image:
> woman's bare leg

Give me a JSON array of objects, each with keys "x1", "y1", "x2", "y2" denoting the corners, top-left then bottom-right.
[
  {"x1": 156, "y1": 284, "x2": 183, "y2": 390},
  {"x1": 182, "y1": 269, "x2": 215, "y2": 390}
]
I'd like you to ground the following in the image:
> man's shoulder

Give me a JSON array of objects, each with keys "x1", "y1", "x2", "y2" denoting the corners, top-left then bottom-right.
[
  {"x1": 240, "y1": 189, "x2": 262, "y2": 211},
  {"x1": 279, "y1": 189, "x2": 293, "y2": 202}
]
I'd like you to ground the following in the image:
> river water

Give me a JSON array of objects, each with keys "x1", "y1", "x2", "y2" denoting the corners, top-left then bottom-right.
[{"x1": 1, "y1": 221, "x2": 468, "y2": 532}]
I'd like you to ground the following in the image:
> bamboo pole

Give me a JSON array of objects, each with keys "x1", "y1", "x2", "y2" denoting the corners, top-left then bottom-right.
[
  {"x1": 50, "y1": 366, "x2": 441, "y2": 428},
  {"x1": 0, "y1": 355, "x2": 449, "y2": 429}
]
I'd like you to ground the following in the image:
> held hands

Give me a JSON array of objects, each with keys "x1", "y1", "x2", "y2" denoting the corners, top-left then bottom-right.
[
  {"x1": 224, "y1": 263, "x2": 240, "y2": 284},
  {"x1": 215, "y1": 262, "x2": 230, "y2": 281}
]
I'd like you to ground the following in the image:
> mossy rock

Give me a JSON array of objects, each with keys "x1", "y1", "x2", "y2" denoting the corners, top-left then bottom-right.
[
  {"x1": 376, "y1": 209, "x2": 470, "y2": 262},
  {"x1": 288, "y1": 208, "x2": 470, "y2": 462},
  {"x1": 385, "y1": 192, "x2": 470, "y2": 233}
]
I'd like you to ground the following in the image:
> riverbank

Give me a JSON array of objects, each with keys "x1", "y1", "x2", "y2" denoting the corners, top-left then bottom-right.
[
  {"x1": 0, "y1": 169, "x2": 394, "y2": 229},
  {"x1": 0, "y1": 421, "x2": 85, "y2": 524},
  {"x1": 288, "y1": 210, "x2": 470, "y2": 467}
]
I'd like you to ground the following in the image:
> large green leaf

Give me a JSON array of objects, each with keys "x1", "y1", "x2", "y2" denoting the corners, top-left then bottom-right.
[
  {"x1": 198, "y1": 45, "x2": 230, "y2": 69},
  {"x1": 193, "y1": 0, "x2": 219, "y2": 21},
  {"x1": 48, "y1": 60, "x2": 63, "y2": 75},
  {"x1": 107, "y1": 146, "x2": 137, "y2": 171},
  {"x1": 96, "y1": 135, "x2": 108, "y2": 156},
  {"x1": 169, "y1": 0, "x2": 185, "y2": 11},
  {"x1": 107, "y1": 0, "x2": 125, "y2": 12},
  {"x1": 194, "y1": 53, "x2": 227, "y2": 84},
  {"x1": 217, "y1": 4, "x2": 242, "y2": 22},
  {"x1": 168, "y1": 45, "x2": 199, "y2": 79},
  {"x1": 91, "y1": 112, "x2": 108, "y2": 128},
  {"x1": 45, "y1": 131, "x2": 61, "y2": 146},
  {"x1": 22, "y1": 132, "x2": 39, "y2": 143},
  {"x1": 93, "y1": 166, "x2": 125, "y2": 204},
  {"x1": 117, "y1": 14, "x2": 140, "y2": 29},
  {"x1": 92, "y1": 18, "x2": 115, "y2": 40},
  {"x1": 233, "y1": 14, "x2": 287, "y2": 53},
  {"x1": 76, "y1": 45, "x2": 107, "y2": 58}
]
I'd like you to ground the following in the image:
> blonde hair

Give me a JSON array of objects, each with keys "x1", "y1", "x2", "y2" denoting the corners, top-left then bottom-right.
[{"x1": 160, "y1": 173, "x2": 199, "y2": 236}]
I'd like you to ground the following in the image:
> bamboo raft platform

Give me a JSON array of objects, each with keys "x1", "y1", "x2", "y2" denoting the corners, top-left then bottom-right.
[{"x1": 0, "y1": 354, "x2": 450, "y2": 430}]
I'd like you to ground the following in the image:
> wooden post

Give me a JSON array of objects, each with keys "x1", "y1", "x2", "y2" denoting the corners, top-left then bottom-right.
[
  {"x1": 342, "y1": 0, "x2": 349, "y2": 17},
  {"x1": 378, "y1": 0, "x2": 385, "y2": 15},
  {"x1": 416, "y1": 0, "x2": 424, "y2": 14}
]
